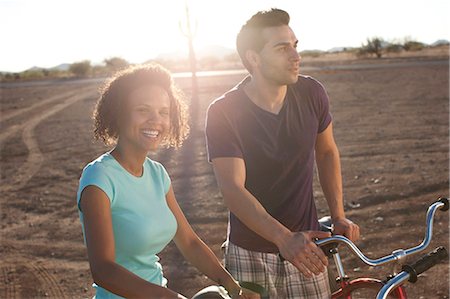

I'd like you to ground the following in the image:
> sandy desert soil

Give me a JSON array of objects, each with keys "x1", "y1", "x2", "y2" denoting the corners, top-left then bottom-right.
[{"x1": 1, "y1": 55, "x2": 449, "y2": 298}]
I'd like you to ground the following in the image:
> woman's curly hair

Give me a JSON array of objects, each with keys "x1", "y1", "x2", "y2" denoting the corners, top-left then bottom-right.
[{"x1": 93, "y1": 63, "x2": 189, "y2": 148}]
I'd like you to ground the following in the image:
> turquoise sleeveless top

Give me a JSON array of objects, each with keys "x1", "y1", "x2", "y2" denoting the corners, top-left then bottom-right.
[{"x1": 77, "y1": 152, "x2": 177, "y2": 298}]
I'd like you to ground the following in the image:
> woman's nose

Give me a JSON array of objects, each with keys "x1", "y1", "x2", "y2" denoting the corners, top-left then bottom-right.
[{"x1": 146, "y1": 110, "x2": 160, "y2": 122}]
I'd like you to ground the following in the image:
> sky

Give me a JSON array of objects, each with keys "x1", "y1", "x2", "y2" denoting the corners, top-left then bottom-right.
[{"x1": 1, "y1": 0, "x2": 449, "y2": 73}]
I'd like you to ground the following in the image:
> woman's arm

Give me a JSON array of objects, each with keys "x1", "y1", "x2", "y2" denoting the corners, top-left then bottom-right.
[
  {"x1": 80, "y1": 185, "x2": 185, "y2": 299},
  {"x1": 166, "y1": 186, "x2": 244, "y2": 297}
]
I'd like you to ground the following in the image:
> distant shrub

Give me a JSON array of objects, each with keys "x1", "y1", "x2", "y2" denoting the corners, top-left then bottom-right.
[
  {"x1": 386, "y1": 43, "x2": 403, "y2": 53},
  {"x1": 69, "y1": 60, "x2": 91, "y2": 77},
  {"x1": 104, "y1": 57, "x2": 129, "y2": 72},
  {"x1": 0, "y1": 72, "x2": 14, "y2": 81},
  {"x1": 359, "y1": 37, "x2": 384, "y2": 58},
  {"x1": 21, "y1": 70, "x2": 46, "y2": 80},
  {"x1": 300, "y1": 50, "x2": 324, "y2": 58},
  {"x1": 403, "y1": 41, "x2": 425, "y2": 51}
]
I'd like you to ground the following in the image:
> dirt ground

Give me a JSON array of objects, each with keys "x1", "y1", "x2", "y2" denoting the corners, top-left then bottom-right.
[{"x1": 1, "y1": 53, "x2": 449, "y2": 298}]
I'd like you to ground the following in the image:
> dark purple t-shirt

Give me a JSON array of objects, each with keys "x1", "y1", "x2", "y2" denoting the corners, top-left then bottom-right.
[{"x1": 205, "y1": 75, "x2": 332, "y2": 253}]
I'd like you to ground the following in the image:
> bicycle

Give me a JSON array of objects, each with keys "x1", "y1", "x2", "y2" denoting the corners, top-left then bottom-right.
[
  {"x1": 192, "y1": 281, "x2": 268, "y2": 298},
  {"x1": 317, "y1": 196, "x2": 449, "y2": 299},
  {"x1": 192, "y1": 197, "x2": 448, "y2": 298},
  {"x1": 376, "y1": 246, "x2": 448, "y2": 299}
]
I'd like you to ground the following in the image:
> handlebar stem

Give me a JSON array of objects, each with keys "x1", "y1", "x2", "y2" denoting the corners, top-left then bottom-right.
[{"x1": 332, "y1": 249, "x2": 347, "y2": 278}]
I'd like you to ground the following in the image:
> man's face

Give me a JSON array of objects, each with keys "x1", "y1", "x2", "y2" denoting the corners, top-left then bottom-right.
[{"x1": 254, "y1": 25, "x2": 300, "y2": 85}]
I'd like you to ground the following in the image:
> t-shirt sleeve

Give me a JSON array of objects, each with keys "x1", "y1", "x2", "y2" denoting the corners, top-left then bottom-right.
[
  {"x1": 159, "y1": 164, "x2": 171, "y2": 194},
  {"x1": 313, "y1": 80, "x2": 333, "y2": 133},
  {"x1": 205, "y1": 101, "x2": 243, "y2": 162},
  {"x1": 77, "y1": 163, "x2": 114, "y2": 212}
]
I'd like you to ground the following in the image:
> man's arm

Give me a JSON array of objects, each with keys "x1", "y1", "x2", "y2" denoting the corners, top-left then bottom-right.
[
  {"x1": 212, "y1": 157, "x2": 330, "y2": 277},
  {"x1": 315, "y1": 122, "x2": 360, "y2": 241}
]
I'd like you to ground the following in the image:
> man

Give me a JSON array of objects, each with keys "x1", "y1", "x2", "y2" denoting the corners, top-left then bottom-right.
[{"x1": 205, "y1": 8, "x2": 360, "y2": 298}]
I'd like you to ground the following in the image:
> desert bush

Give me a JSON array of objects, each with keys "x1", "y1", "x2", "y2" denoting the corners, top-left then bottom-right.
[
  {"x1": 359, "y1": 37, "x2": 384, "y2": 58},
  {"x1": 386, "y1": 43, "x2": 403, "y2": 53},
  {"x1": 300, "y1": 50, "x2": 325, "y2": 58},
  {"x1": 21, "y1": 70, "x2": 46, "y2": 80},
  {"x1": 104, "y1": 57, "x2": 129, "y2": 72},
  {"x1": 69, "y1": 60, "x2": 91, "y2": 77},
  {"x1": 403, "y1": 41, "x2": 425, "y2": 51}
]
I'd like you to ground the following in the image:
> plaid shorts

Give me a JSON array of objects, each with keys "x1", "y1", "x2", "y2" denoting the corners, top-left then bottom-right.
[{"x1": 224, "y1": 241, "x2": 331, "y2": 299}]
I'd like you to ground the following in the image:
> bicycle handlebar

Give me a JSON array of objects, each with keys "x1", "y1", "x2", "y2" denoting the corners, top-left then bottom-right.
[
  {"x1": 402, "y1": 246, "x2": 448, "y2": 283},
  {"x1": 315, "y1": 197, "x2": 449, "y2": 267},
  {"x1": 376, "y1": 246, "x2": 448, "y2": 299}
]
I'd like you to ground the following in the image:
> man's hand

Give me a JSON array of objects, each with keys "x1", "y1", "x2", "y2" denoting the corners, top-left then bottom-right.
[
  {"x1": 278, "y1": 231, "x2": 331, "y2": 278},
  {"x1": 333, "y1": 218, "x2": 360, "y2": 241}
]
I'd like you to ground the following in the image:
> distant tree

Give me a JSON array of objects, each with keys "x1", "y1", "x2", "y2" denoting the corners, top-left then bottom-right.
[
  {"x1": 359, "y1": 37, "x2": 384, "y2": 58},
  {"x1": 179, "y1": 2, "x2": 199, "y2": 128},
  {"x1": 22, "y1": 70, "x2": 45, "y2": 80},
  {"x1": 104, "y1": 57, "x2": 129, "y2": 72},
  {"x1": 300, "y1": 50, "x2": 324, "y2": 58},
  {"x1": 91, "y1": 65, "x2": 107, "y2": 77},
  {"x1": 403, "y1": 40, "x2": 425, "y2": 51},
  {"x1": 69, "y1": 60, "x2": 91, "y2": 77},
  {"x1": 386, "y1": 43, "x2": 403, "y2": 53}
]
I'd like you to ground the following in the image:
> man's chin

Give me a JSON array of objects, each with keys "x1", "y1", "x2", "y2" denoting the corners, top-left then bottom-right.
[{"x1": 287, "y1": 75, "x2": 299, "y2": 85}]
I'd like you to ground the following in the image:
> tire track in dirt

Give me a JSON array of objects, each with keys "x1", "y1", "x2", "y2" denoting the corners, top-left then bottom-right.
[
  {"x1": 1, "y1": 265, "x2": 20, "y2": 299},
  {"x1": 30, "y1": 261, "x2": 67, "y2": 299},
  {"x1": 0, "y1": 262, "x2": 68, "y2": 299},
  {"x1": 0, "y1": 86, "x2": 96, "y2": 145},
  {"x1": 1, "y1": 88, "x2": 83, "y2": 123},
  {"x1": 0, "y1": 87, "x2": 97, "y2": 193}
]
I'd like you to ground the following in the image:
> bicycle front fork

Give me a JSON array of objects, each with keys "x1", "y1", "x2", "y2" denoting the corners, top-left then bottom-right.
[{"x1": 330, "y1": 247, "x2": 408, "y2": 299}]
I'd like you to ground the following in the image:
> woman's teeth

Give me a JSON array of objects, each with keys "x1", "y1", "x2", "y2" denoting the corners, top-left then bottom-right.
[{"x1": 143, "y1": 130, "x2": 159, "y2": 138}]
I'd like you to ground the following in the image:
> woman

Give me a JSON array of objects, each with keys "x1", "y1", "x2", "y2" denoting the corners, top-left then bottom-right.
[{"x1": 76, "y1": 64, "x2": 253, "y2": 298}]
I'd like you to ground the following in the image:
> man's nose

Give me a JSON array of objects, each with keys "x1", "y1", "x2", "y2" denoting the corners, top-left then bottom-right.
[{"x1": 291, "y1": 49, "x2": 300, "y2": 61}]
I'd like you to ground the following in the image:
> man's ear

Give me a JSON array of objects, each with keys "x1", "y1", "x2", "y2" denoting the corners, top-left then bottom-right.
[{"x1": 245, "y1": 50, "x2": 260, "y2": 70}]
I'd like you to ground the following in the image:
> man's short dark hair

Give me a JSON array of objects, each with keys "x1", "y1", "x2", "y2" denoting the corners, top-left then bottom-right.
[{"x1": 236, "y1": 8, "x2": 290, "y2": 71}]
